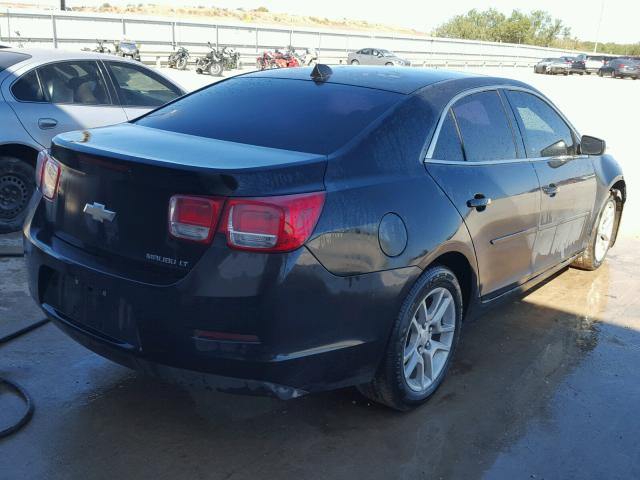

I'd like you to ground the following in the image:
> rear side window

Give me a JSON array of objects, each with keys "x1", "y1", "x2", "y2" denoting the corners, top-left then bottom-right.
[
  {"x1": 136, "y1": 78, "x2": 403, "y2": 154},
  {"x1": 0, "y1": 51, "x2": 31, "y2": 72},
  {"x1": 452, "y1": 91, "x2": 517, "y2": 162},
  {"x1": 106, "y1": 62, "x2": 182, "y2": 107},
  {"x1": 12, "y1": 70, "x2": 46, "y2": 102},
  {"x1": 505, "y1": 91, "x2": 575, "y2": 157},
  {"x1": 432, "y1": 110, "x2": 464, "y2": 161},
  {"x1": 37, "y1": 61, "x2": 111, "y2": 105}
]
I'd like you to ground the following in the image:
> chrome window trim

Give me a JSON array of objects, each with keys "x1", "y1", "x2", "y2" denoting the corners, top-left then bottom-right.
[{"x1": 424, "y1": 84, "x2": 582, "y2": 164}]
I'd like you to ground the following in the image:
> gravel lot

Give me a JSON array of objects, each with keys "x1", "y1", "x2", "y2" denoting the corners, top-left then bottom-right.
[{"x1": 1, "y1": 66, "x2": 639, "y2": 479}]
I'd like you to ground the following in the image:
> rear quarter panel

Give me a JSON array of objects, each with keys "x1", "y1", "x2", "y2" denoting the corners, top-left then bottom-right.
[{"x1": 306, "y1": 91, "x2": 478, "y2": 279}]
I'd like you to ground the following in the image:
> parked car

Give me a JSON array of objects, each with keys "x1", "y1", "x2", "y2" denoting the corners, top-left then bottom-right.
[
  {"x1": 533, "y1": 58, "x2": 555, "y2": 74},
  {"x1": 0, "y1": 48, "x2": 185, "y2": 233},
  {"x1": 24, "y1": 66, "x2": 625, "y2": 410},
  {"x1": 577, "y1": 54, "x2": 618, "y2": 74},
  {"x1": 347, "y1": 48, "x2": 410, "y2": 66},
  {"x1": 598, "y1": 58, "x2": 640, "y2": 79},
  {"x1": 563, "y1": 56, "x2": 586, "y2": 74},
  {"x1": 545, "y1": 58, "x2": 570, "y2": 75}
]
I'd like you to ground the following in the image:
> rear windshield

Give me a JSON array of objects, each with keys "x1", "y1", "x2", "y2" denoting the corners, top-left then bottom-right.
[
  {"x1": 0, "y1": 51, "x2": 31, "y2": 72},
  {"x1": 135, "y1": 77, "x2": 403, "y2": 154}
]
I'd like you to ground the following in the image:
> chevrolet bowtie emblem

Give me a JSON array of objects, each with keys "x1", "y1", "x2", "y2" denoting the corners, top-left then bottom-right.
[{"x1": 83, "y1": 202, "x2": 116, "y2": 223}]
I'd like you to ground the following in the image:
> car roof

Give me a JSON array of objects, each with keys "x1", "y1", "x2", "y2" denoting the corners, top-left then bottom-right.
[
  {"x1": 0, "y1": 47, "x2": 132, "y2": 63},
  {"x1": 243, "y1": 65, "x2": 477, "y2": 94}
]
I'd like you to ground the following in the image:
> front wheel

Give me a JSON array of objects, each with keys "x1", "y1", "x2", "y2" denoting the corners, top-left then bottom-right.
[
  {"x1": 350, "y1": 59, "x2": 359, "y2": 65},
  {"x1": 208, "y1": 62, "x2": 223, "y2": 76},
  {"x1": 357, "y1": 266, "x2": 463, "y2": 411},
  {"x1": 176, "y1": 57, "x2": 188, "y2": 70},
  {"x1": 0, "y1": 157, "x2": 35, "y2": 234},
  {"x1": 572, "y1": 195, "x2": 618, "y2": 271}
]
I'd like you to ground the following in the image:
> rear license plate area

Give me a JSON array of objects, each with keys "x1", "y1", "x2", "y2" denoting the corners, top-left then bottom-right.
[{"x1": 42, "y1": 268, "x2": 139, "y2": 348}]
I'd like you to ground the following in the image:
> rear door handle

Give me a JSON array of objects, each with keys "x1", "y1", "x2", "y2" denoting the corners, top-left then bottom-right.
[
  {"x1": 542, "y1": 183, "x2": 558, "y2": 197},
  {"x1": 38, "y1": 118, "x2": 58, "y2": 129},
  {"x1": 467, "y1": 194, "x2": 492, "y2": 211}
]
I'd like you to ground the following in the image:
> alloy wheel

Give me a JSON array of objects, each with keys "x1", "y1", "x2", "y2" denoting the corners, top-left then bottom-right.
[
  {"x1": 403, "y1": 287, "x2": 456, "y2": 392},
  {"x1": 594, "y1": 199, "x2": 616, "y2": 262}
]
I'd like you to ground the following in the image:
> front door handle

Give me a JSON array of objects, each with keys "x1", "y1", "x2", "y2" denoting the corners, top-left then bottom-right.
[
  {"x1": 467, "y1": 194, "x2": 492, "y2": 212},
  {"x1": 38, "y1": 118, "x2": 58, "y2": 129},
  {"x1": 542, "y1": 183, "x2": 558, "y2": 197}
]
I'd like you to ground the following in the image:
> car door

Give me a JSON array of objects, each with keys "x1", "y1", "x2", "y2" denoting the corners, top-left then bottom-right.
[
  {"x1": 425, "y1": 89, "x2": 540, "y2": 299},
  {"x1": 504, "y1": 89, "x2": 597, "y2": 275},
  {"x1": 103, "y1": 60, "x2": 184, "y2": 120},
  {"x1": 3, "y1": 60, "x2": 128, "y2": 148},
  {"x1": 370, "y1": 49, "x2": 384, "y2": 66}
]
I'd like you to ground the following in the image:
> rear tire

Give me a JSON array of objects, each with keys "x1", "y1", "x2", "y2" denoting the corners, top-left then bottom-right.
[
  {"x1": 572, "y1": 195, "x2": 618, "y2": 271},
  {"x1": 209, "y1": 62, "x2": 223, "y2": 76},
  {"x1": 357, "y1": 266, "x2": 463, "y2": 411},
  {"x1": 385, "y1": 62, "x2": 394, "y2": 66},
  {"x1": 0, "y1": 157, "x2": 35, "y2": 234},
  {"x1": 350, "y1": 59, "x2": 359, "y2": 65}
]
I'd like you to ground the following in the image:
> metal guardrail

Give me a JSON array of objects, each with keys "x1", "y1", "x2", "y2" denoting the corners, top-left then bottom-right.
[{"x1": 0, "y1": 8, "x2": 587, "y2": 69}]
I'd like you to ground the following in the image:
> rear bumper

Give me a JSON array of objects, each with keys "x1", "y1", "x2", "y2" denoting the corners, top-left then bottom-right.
[{"x1": 23, "y1": 197, "x2": 419, "y2": 397}]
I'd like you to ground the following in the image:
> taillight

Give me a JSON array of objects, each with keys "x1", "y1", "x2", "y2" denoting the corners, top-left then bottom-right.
[
  {"x1": 168, "y1": 195, "x2": 224, "y2": 243},
  {"x1": 219, "y1": 191, "x2": 325, "y2": 252},
  {"x1": 38, "y1": 151, "x2": 61, "y2": 200},
  {"x1": 35, "y1": 150, "x2": 47, "y2": 188}
]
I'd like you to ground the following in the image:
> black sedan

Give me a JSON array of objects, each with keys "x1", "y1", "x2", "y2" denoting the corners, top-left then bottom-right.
[
  {"x1": 24, "y1": 66, "x2": 626, "y2": 410},
  {"x1": 598, "y1": 58, "x2": 640, "y2": 79}
]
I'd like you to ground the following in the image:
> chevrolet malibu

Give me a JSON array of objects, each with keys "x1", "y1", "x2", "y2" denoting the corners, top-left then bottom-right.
[{"x1": 24, "y1": 66, "x2": 625, "y2": 410}]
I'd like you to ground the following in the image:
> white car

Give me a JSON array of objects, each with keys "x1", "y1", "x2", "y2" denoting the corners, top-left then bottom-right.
[{"x1": 0, "y1": 48, "x2": 185, "y2": 233}]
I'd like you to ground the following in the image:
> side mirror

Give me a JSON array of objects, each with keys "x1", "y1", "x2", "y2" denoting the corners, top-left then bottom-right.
[
  {"x1": 541, "y1": 139, "x2": 569, "y2": 158},
  {"x1": 580, "y1": 135, "x2": 606, "y2": 155}
]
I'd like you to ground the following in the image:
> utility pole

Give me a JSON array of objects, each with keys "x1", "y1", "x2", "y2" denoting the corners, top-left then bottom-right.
[
  {"x1": 60, "y1": 0, "x2": 65, "y2": 10},
  {"x1": 593, "y1": 0, "x2": 605, "y2": 53}
]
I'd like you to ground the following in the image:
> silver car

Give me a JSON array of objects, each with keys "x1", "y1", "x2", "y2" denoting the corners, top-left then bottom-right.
[
  {"x1": 0, "y1": 48, "x2": 185, "y2": 233},
  {"x1": 347, "y1": 48, "x2": 410, "y2": 66}
]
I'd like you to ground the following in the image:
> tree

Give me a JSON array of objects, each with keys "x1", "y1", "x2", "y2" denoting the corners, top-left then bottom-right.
[{"x1": 433, "y1": 8, "x2": 570, "y2": 47}]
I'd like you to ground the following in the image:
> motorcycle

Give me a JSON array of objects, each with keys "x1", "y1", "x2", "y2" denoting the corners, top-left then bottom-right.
[
  {"x1": 114, "y1": 39, "x2": 141, "y2": 61},
  {"x1": 256, "y1": 51, "x2": 276, "y2": 70},
  {"x1": 196, "y1": 42, "x2": 223, "y2": 76},
  {"x1": 168, "y1": 45, "x2": 190, "y2": 70},
  {"x1": 300, "y1": 48, "x2": 318, "y2": 66},
  {"x1": 220, "y1": 47, "x2": 240, "y2": 71},
  {"x1": 82, "y1": 39, "x2": 111, "y2": 54},
  {"x1": 273, "y1": 48, "x2": 300, "y2": 68}
]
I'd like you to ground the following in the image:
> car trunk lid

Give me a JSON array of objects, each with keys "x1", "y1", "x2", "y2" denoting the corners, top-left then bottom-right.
[{"x1": 48, "y1": 123, "x2": 326, "y2": 283}]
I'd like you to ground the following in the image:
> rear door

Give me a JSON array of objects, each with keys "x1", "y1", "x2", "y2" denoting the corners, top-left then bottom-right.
[
  {"x1": 425, "y1": 89, "x2": 540, "y2": 298},
  {"x1": 4, "y1": 60, "x2": 127, "y2": 148},
  {"x1": 102, "y1": 60, "x2": 183, "y2": 120},
  {"x1": 504, "y1": 89, "x2": 597, "y2": 274}
]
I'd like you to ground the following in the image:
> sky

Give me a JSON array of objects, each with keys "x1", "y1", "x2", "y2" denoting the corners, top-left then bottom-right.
[{"x1": 3, "y1": 0, "x2": 639, "y2": 44}]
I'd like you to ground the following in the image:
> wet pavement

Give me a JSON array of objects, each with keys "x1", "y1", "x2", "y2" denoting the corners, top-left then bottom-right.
[{"x1": 1, "y1": 233, "x2": 639, "y2": 479}]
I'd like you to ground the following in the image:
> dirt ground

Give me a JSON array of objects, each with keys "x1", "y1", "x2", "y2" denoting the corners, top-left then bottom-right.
[{"x1": 1, "y1": 68, "x2": 639, "y2": 479}]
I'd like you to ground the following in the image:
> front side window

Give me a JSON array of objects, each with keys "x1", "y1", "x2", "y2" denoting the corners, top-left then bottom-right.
[
  {"x1": 12, "y1": 69, "x2": 46, "y2": 102},
  {"x1": 505, "y1": 91, "x2": 575, "y2": 158},
  {"x1": 452, "y1": 91, "x2": 517, "y2": 162},
  {"x1": 37, "y1": 61, "x2": 110, "y2": 105},
  {"x1": 432, "y1": 110, "x2": 464, "y2": 162},
  {"x1": 106, "y1": 62, "x2": 181, "y2": 107}
]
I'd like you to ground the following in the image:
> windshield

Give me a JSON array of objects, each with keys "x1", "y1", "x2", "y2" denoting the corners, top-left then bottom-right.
[
  {"x1": 381, "y1": 50, "x2": 395, "y2": 57},
  {"x1": 135, "y1": 77, "x2": 403, "y2": 155}
]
